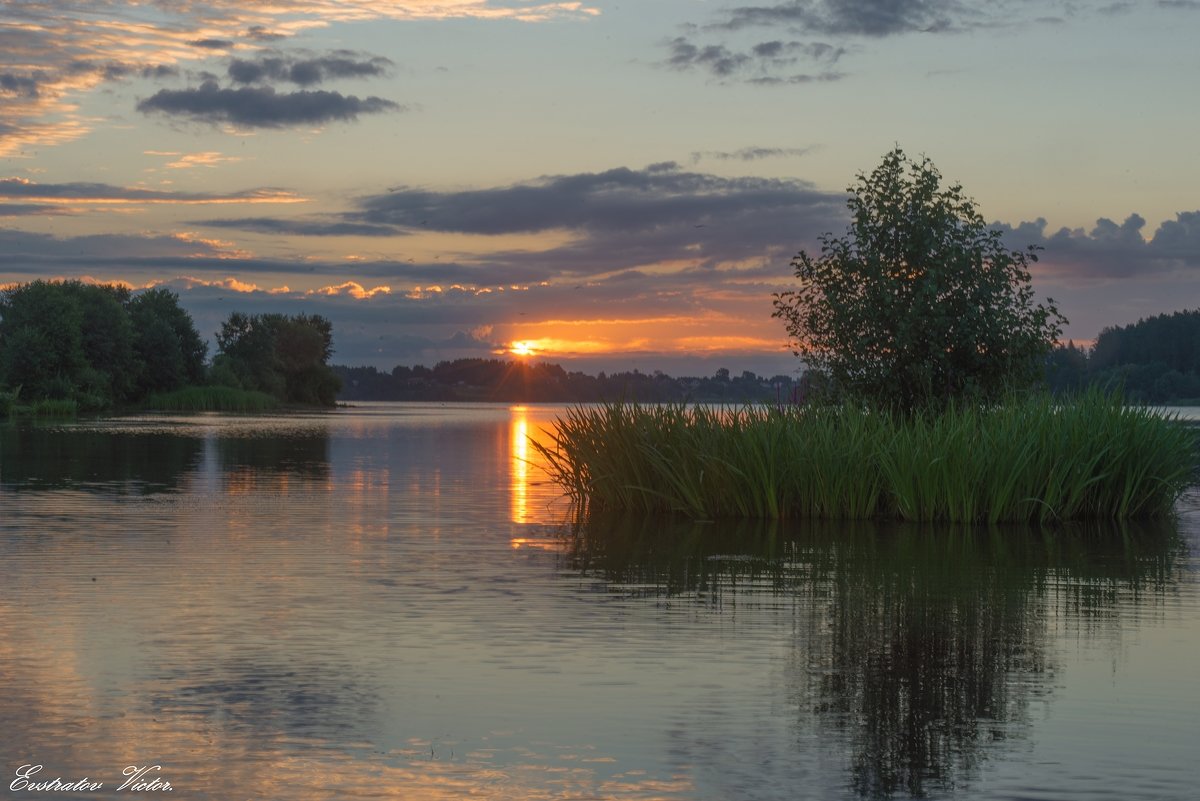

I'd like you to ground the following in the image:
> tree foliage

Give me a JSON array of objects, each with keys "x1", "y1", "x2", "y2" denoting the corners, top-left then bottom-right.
[
  {"x1": 214, "y1": 312, "x2": 340, "y2": 406},
  {"x1": 0, "y1": 280, "x2": 195, "y2": 409},
  {"x1": 773, "y1": 148, "x2": 1066, "y2": 413},
  {"x1": 128, "y1": 287, "x2": 207, "y2": 394},
  {"x1": 1044, "y1": 309, "x2": 1200, "y2": 403}
]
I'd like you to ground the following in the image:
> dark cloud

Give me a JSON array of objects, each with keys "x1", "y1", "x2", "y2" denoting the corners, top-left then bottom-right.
[
  {"x1": 666, "y1": 38, "x2": 751, "y2": 76},
  {"x1": 665, "y1": 35, "x2": 846, "y2": 82},
  {"x1": 137, "y1": 79, "x2": 402, "y2": 128},
  {"x1": 0, "y1": 228, "x2": 242, "y2": 267},
  {"x1": 227, "y1": 53, "x2": 393, "y2": 86},
  {"x1": 188, "y1": 38, "x2": 234, "y2": 49},
  {"x1": 721, "y1": 0, "x2": 978, "y2": 36},
  {"x1": 341, "y1": 164, "x2": 851, "y2": 287},
  {"x1": 746, "y1": 71, "x2": 844, "y2": 85},
  {"x1": 997, "y1": 211, "x2": 1200, "y2": 279},
  {"x1": 691, "y1": 146, "x2": 816, "y2": 162},
  {"x1": 142, "y1": 64, "x2": 181, "y2": 79},
  {"x1": 752, "y1": 40, "x2": 846, "y2": 61},
  {"x1": 664, "y1": 2, "x2": 1110, "y2": 85},
  {"x1": 0, "y1": 73, "x2": 41, "y2": 98},
  {"x1": 355, "y1": 164, "x2": 838, "y2": 236},
  {"x1": 0, "y1": 177, "x2": 298, "y2": 204},
  {"x1": 0, "y1": 203, "x2": 68, "y2": 216},
  {"x1": 662, "y1": 32, "x2": 849, "y2": 82},
  {"x1": 196, "y1": 216, "x2": 405, "y2": 237},
  {"x1": 246, "y1": 26, "x2": 288, "y2": 42}
]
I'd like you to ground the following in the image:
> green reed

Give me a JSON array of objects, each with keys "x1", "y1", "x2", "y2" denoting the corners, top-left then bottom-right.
[
  {"x1": 143, "y1": 385, "x2": 279, "y2": 412},
  {"x1": 532, "y1": 390, "x2": 1197, "y2": 523},
  {"x1": 24, "y1": 398, "x2": 78, "y2": 417}
]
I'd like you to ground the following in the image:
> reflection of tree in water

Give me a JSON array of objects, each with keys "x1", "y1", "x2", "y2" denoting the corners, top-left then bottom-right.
[
  {"x1": 0, "y1": 424, "x2": 202, "y2": 494},
  {"x1": 563, "y1": 514, "x2": 1184, "y2": 799},
  {"x1": 216, "y1": 432, "x2": 330, "y2": 480}
]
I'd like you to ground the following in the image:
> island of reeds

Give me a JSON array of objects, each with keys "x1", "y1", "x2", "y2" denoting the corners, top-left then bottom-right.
[
  {"x1": 535, "y1": 150, "x2": 1199, "y2": 523},
  {"x1": 533, "y1": 394, "x2": 1195, "y2": 523}
]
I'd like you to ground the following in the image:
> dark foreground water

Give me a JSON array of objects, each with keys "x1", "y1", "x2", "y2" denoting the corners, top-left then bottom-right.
[{"x1": 1, "y1": 403, "x2": 1198, "y2": 801}]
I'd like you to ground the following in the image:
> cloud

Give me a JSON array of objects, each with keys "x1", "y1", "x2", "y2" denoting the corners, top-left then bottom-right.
[
  {"x1": 155, "y1": 151, "x2": 244, "y2": 170},
  {"x1": 720, "y1": 0, "x2": 980, "y2": 36},
  {"x1": 691, "y1": 146, "x2": 817, "y2": 163},
  {"x1": 664, "y1": 35, "x2": 846, "y2": 82},
  {"x1": 0, "y1": 203, "x2": 69, "y2": 216},
  {"x1": 227, "y1": 52, "x2": 393, "y2": 86},
  {"x1": 998, "y1": 211, "x2": 1200, "y2": 279},
  {"x1": 1, "y1": 73, "x2": 42, "y2": 99},
  {"x1": 665, "y1": 38, "x2": 751, "y2": 76},
  {"x1": 246, "y1": 26, "x2": 288, "y2": 42},
  {"x1": 196, "y1": 216, "x2": 403, "y2": 236},
  {"x1": 0, "y1": 227, "x2": 254, "y2": 268},
  {"x1": 307, "y1": 281, "x2": 392, "y2": 299},
  {"x1": 663, "y1": 1, "x2": 1192, "y2": 85},
  {"x1": 355, "y1": 164, "x2": 840, "y2": 235},
  {"x1": 137, "y1": 79, "x2": 402, "y2": 128},
  {"x1": 0, "y1": 177, "x2": 305, "y2": 206},
  {"x1": 188, "y1": 38, "x2": 234, "y2": 50},
  {"x1": 0, "y1": 1, "x2": 597, "y2": 155}
]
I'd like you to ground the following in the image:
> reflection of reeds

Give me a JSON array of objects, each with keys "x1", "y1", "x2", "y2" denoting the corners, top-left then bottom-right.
[
  {"x1": 563, "y1": 513, "x2": 1184, "y2": 799},
  {"x1": 534, "y1": 392, "x2": 1197, "y2": 522}
]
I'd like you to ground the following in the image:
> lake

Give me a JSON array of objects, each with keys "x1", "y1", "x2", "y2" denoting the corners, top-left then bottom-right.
[{"x1": 2, "y1": 402, "x2": 1198, "y2": 800}]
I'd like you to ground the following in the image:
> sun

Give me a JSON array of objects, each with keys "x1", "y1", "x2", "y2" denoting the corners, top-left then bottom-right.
[{"x1": 509, "y1": 340, "x2": 537, "y2": 357}]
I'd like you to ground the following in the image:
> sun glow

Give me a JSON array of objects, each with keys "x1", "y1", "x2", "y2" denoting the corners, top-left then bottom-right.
[{"x1": 509, "y1": 340, "x2": 537, "y2": 357}]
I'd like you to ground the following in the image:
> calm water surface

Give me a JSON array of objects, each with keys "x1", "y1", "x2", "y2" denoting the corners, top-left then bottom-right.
[{"x1": 2, "y1": 403, "x2": 1198, "y2": 800}]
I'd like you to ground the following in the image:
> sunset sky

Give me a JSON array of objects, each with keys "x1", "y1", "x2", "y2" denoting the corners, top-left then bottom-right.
[{"x1": 2, "y1": 0, "x2": 1198, "y2": 376}]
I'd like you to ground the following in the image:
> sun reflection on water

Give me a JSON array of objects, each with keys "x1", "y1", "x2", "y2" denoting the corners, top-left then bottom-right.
[{"x1": 511, "y1": 407, "x2": 530, "y2": 524}]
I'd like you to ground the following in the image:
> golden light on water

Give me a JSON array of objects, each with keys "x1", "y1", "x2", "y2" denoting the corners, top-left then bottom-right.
[
  {"x1": 509, "y1": 406, "x2": 564, "y2": 525},
  {"x1": 511, "y1": 408, "x2": 530, "y2": 524}
]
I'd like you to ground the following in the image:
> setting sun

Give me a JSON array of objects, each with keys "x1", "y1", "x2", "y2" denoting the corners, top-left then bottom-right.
[{"x1": 509, "y1": 340, "x2": 537, "y2": 357}]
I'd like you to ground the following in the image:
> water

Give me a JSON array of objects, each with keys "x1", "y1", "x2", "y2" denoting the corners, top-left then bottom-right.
[{"x1": 1, "y1": 403, "x2": 1198, "y2": 800}]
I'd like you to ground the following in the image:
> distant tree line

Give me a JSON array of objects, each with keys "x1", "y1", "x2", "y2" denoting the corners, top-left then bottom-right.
[
  {"x1": 0, "y1": 280, "x2": 340, "y2": 410},
  {"x1": 1044, "y1": 309, "x2": 1200, "y2": 403},
  {"x1": 335, "y1": 359, "x2": 804, "y2": 403}
]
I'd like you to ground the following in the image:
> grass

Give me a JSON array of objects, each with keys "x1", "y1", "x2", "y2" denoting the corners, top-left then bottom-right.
[
  {"x1": 532, "y1": 390, "x2": 1198, "y2": 523},
  {"x1": 24, "y1": 398, "x2": 79, "y2": 417},
  {"x1": 143, "y1": 385, "x2": 279, "y2": 412},
  {"x1": 0, "y1": 393, "x2": 79, "y2": 418}
]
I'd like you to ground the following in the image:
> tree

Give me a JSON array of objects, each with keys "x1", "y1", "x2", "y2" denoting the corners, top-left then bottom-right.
[
  {"x1": 214, "y1": 311, "x2": 340, "y2": 406},
  {"x1": 772, "y1": 148, "x2": 1066, "y2": 413},
  {"x1": 128, "y1": 287, "x2": 207, "y2": 394}
]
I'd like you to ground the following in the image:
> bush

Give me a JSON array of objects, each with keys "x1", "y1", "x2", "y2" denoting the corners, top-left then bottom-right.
[{"x1": 773, "y1": 148, "x2": 1066, "y2": 414}]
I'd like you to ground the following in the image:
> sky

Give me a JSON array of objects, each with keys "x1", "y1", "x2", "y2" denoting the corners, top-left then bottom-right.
[{"x1": 1, "y1": 0, "x2": 1198, "y2": 377}]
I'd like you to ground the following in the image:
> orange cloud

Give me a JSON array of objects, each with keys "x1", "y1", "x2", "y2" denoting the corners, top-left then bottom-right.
[
  {"x1": 307, "y1": 281, "x2": 391, "y2": 299},
  {"x1": 171, "y1": 231, "x2": 254, "y2": 259},
  {"x1": 179, "y1": 275, "x2": 266, "y2": 293},
  {"x1": 162, "y1": 151, "x2": 245, "y2": 170}
]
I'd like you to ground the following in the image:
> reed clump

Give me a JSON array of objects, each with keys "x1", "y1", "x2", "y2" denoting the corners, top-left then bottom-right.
[
  {"x1": 143, "y1": 385, "x2": 279, "y2": 412},
  {"x1": 533, "y1": 391, "x2": 1196, "y2": 523}
]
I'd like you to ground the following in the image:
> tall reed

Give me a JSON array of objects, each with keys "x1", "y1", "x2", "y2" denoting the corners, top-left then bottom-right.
[
  {"x1": 143, "y1": 385, "x2": 278, "y2": 412},
  {"x1": 532, "y1": 391, "x2": 1196, "y2": 523}
]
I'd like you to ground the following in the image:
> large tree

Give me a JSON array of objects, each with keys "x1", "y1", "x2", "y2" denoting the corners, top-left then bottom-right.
[
  {"x1": 214, "y1": 312, "x2": 340, "y2": 406},
  {"x1": 773, "y1": 148, "x2": 1066, "y2": 413},
  {"x1": 128, "y1": 287, "x2": 208, "y2": 394}
]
